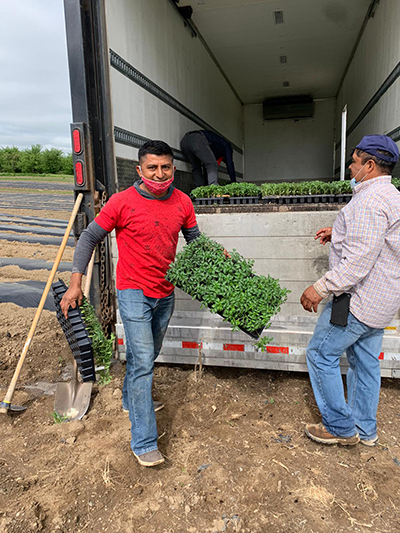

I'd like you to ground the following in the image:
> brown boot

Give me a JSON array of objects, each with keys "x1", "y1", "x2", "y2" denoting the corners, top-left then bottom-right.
[
  {"x1": 133, "y1": 449, "x2": 165, "y2": 467},
  {"x1": 305, "y1": 423, "x2": 359, "y2": 445}
]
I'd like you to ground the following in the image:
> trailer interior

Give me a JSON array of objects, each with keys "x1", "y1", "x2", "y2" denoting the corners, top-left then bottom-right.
[{"x1": 63, "y1": 0, "x2": 400, "y2": 375}]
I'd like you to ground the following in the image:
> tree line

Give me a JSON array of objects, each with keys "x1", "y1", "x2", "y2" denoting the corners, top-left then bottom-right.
[{"x1": 0, "y1": 145, "x2": 73, "y2": 175}]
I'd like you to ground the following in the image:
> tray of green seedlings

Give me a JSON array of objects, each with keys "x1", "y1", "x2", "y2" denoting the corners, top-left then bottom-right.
[
  {"x1": 261, "y1": 180, "x2": 353, "y2": 204},
  {"x1": 191, "y1": 183, "x2": 262, "y2": 205},
  {"x1": 166, "y1": 234, "x2": 289, "y2": 343}
]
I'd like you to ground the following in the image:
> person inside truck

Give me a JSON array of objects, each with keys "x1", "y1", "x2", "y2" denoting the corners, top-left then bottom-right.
[
  {"x1": 60, "y1": 140, "x2": 201, "y2": 467},
  {"x1": 300, "y1": 134, "x2": 400, "y2": 447},
  {"x1": 180, "y1": 129, "x2": 237, "y2": 188}
]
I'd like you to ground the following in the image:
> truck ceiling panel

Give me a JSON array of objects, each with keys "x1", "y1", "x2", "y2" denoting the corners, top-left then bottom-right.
[{"x1": 186, "y1": 0, "x2": 371, "y2": 102}]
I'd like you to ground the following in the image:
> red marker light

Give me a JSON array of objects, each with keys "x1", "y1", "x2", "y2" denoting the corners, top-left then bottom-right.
[
  {"x1": 72, "y1": 129, "x2": 82, "y2": 154},
  {"x1": 75, "y1": 161, "x2": 84, "y2": 186}
]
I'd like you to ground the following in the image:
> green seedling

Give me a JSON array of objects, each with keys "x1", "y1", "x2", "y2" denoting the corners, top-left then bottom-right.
[
  {"x1": 191, "y1": 182, "x2": 261, "y2": 199},
  {"x1": 80, "y1": 298, "x2": 115, "y2": 385},
  {"x1": 254, "y1": 336, "x2": 273, "y2": 352},
  {"x1": 52, "y1": 411, "x2": 68, "y2": 424},
  {"x1": 261, "y1": 179, "x2": 353, "y2": 197}
]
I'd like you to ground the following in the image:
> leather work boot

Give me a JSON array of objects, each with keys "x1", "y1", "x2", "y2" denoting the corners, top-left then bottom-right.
[
  {"x1": 305, "y1": 422, "x2": 360, "y2": 445},
  {"x1": 133, "y1": 449, "x2": 165, "y2": 467},
  {"x1": 123, "y1": 400, "x2": 165, "y2": 413}
]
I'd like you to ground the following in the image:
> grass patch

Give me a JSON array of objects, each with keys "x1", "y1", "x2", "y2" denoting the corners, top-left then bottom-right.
[
  {"x1": 0, "y1": 187, "x2": 73, "y2": 195},
  {"x1": 0, "y1": 173, "x2": 73, "y2": 180}
]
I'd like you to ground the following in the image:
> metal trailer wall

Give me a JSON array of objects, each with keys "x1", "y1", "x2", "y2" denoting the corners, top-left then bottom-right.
[
  {"x1": 104, "y1": 0, "x2": 244, "y2": 191},
  {"x1": 334, "y1": 0, "x2": 400, "y2": 176},
  {"x1": 243, "y1": 99, "x2": 335, "y2": 183},
  {"x1": 113, "y1": 208, "x2": 400, "y2": 378}
]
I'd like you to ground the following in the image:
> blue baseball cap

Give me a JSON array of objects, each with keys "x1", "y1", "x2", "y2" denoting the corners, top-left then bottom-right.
[{"x1": 355, "y1": 134, "x2": 399, "y2": 163}]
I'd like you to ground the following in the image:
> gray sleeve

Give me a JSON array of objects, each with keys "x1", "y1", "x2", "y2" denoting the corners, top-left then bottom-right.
[
  {"x1": 71, "y1": 220, "x2": 109, "y2": 274},
  {"x1": 181, "y1": 224, "x2": 201, "y2": 244}
]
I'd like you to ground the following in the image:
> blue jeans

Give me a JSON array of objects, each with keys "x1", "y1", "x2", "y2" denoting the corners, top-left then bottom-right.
[
  {"x1": 117, "y1": 289, "x2": 175, "y2": 455},
  {"x1": 306, "y1": 301, "x2": 384, "y2": 440}
]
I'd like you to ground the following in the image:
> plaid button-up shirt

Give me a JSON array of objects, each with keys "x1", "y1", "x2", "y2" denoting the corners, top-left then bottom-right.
[{"x1": 314, "y1": 176, "x2": 400, "y2": 329}]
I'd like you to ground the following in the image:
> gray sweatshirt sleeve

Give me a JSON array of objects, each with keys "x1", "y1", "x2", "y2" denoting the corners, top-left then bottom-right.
[
  {"x1": 71, "y1": 220, "x2": 109, "y2": 274},
  {"x1": 181, "y1": 224, "x2": 201, "y2": 244}
]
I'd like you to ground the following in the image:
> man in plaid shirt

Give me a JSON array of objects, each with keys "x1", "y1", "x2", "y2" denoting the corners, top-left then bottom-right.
[{"x1": 300, "y1": 134, "x2": 400, "y2": 447}]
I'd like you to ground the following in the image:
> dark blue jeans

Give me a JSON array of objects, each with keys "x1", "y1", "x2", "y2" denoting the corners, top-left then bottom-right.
[
  {"x1": 306, "y1": 301, "x2": 384, "y2": 440},
  {"x1": 180, "y1": 131, "x2": 218, "y2": 187},
  {"x1": 117, "y1": 289, "x2": 175, "y2": 455}
]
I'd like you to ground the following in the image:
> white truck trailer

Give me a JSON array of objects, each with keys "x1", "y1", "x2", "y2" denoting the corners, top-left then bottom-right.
[{"x1": 63, "y1": 0, "x2": 400, "y2": 377}]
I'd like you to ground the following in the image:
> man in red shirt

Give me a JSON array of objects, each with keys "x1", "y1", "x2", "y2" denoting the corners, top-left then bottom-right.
[{"x1": 61, "y1": 140, "x2": 200, "y2": 467}]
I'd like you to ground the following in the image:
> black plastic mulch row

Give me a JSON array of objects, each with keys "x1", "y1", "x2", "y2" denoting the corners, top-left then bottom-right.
[{"x1": 52, "y1": 280, "x2": 95, "y2": 382}]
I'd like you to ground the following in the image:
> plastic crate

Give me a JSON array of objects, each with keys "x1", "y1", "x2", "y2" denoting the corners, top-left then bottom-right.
[{"x1": 52, "y1": 280, "x2": 96, "y2": 382}]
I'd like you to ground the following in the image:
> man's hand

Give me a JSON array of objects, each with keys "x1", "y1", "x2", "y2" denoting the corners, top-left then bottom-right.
[
  {"x1": 300, "y1": 285, "x2": 323, "y2": 313},
  {"x1": 315, "y1": 227, "x2": 332, "y2": 245},
  {"x1": 60, "y1": 273, "x2": 83, "y2": 319}
]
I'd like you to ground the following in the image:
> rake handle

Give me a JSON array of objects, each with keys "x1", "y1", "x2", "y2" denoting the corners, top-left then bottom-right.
[{"x1": 0, "y1": 193, "x2": 84, "y2": 414}]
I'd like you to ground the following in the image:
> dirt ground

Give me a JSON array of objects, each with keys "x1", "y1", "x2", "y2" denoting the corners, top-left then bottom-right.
[{"x1": 1, "y1": 205, "x2": 400, "y2": 533}]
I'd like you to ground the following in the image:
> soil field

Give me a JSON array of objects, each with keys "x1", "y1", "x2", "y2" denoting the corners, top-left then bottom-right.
[{"x1": 1, "y1": 179, "x2": 400, "y2": 533}]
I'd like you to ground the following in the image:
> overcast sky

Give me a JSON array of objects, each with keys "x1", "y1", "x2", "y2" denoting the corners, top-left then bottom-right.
[{"x1": 0, "y1": 1, "x2": 72, "y2": 153}]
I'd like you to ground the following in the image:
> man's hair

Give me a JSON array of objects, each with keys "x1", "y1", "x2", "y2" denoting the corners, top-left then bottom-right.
[
  {"x1": 138, "y1": 140, "x2": 173, "y2": 162},
  {"x1": 355, "y1": 148, "x2": 395, "y2": 175}
]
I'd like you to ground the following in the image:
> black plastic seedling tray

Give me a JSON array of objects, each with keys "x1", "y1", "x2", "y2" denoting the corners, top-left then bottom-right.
[
  {"x1": 52, "y1": 280, "x2": 96, "y2": 382},
  {"x1": 238, "y1": 325, "x2": 265, "y2": 340},
  {"x1": 262, "y1": 194, "x2": 352, "y2": 205},
  {"x1": 216, "y1": 311, "x2": 265, "y2": 340},
  {"x1": 194, "y1": 197, "x2": 225, "y2": 206},
  {"x1": 194, "y1": 196, "x2": 261, "y2": 206},
  {"x1": 228, "y1": 196, "x2": 260, "y2": 205}
]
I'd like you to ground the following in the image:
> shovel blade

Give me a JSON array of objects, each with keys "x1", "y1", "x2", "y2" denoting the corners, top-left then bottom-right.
[{"x1": 54, "y1": 381, "x2": 93, "y2": 421}]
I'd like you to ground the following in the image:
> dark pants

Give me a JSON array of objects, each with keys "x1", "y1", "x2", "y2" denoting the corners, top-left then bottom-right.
[{"x1": 180, "y1": 131, "x2": 218, "y2": 188}]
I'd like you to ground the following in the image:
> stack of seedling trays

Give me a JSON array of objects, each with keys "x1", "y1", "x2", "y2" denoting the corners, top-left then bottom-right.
[{"x1": 52, "y1": 280, "x2": 95, "y2": 382}]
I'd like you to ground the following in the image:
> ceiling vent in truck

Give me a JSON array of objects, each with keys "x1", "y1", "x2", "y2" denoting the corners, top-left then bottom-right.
[{"x1": 262, "y1": 95, "x2": 314, "y2": 120}]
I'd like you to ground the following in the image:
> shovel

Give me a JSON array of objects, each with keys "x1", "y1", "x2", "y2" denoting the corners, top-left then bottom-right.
[
  {"x1": 53, "y1": 251, "x2": 95, "y2": 421},
  {"x1": 0, "y1": 193, "x2": 84, "y2": 415},
  {"x1": 53, "y1": 360, "x2": 93, "y2": 421}
]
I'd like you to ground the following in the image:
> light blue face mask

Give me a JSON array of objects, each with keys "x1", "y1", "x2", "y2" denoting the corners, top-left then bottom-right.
[{"x1": 350, "y1": 163, "x2": 368, "y2": 190}]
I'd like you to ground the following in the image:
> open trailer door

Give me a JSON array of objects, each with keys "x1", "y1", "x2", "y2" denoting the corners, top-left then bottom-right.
[{"x1": 64, "y1": 0, "x2": 117, "y2": 333}]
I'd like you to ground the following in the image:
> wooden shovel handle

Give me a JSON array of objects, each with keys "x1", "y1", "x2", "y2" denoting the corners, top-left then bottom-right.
[
  {"x1": 0, "y1": 193, "x2": 84, "y2": 414},
  {"x1": 83, "y1": 251, "x2": 95, "y2": 299}
]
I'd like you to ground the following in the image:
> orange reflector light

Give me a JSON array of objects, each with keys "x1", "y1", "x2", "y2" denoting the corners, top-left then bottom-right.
[
  {"x1": 72, "y1": 129, "x2": 82, "y2": 154},
  {"x1": 75, "y1": 161, "x2": 84, "y2": 186}
]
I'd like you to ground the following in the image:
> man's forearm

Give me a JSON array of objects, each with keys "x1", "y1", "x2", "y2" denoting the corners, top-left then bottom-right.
[
  {"x1": 69, "y1": 272, "x2": 84, "y2": 289},
  {"x1": 72, "y1": 220, "x2": 108, "y2": 274}
]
